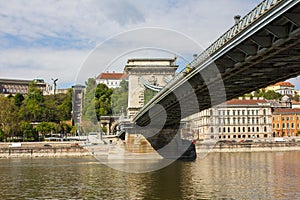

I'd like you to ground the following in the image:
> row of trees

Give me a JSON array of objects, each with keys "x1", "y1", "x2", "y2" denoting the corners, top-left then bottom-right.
[{"x1": 0, "y1": 82, "x2": 73, "y2": 142}]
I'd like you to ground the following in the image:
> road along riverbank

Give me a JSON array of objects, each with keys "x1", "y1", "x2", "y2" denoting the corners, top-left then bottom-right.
[
  {"x1": 196, "y1": 141, "x2": 300, "y2": 153},
  {"x1": 0, "y1": 142, "x2": 90, "y2": 158}
]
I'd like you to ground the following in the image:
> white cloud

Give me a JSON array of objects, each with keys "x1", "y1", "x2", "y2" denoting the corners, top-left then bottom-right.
[
  {"x1": 1, "y1": 0, "x2": 297, "y2": 88},
  {"x1": 0, "y1": 48, "x2": 89, "y2": 87}
]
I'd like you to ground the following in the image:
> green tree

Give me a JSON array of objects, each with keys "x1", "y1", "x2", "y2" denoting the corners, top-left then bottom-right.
[
  {"x1": 82, "y1": 78, "x2": 98, "y2": 123},
  {"x1": 36, "y1": 122, "x2": 55, "y2": 139},
  {"x1": 20, "y1": 122, "x2": 38, "y2": 141},
  {"x1": 94, "y1": 83, "x2": 112, "y2": 118},
  {"x1": 293, "y1": 94, "x2": 299, "y2": 102},
  {"x1": 111, "y1": 80, "x2": 128, "y2": 115},
  {"x1": 19, "y1": 82, "x2": 45, "y2": 122},
  {"x1": 0, "y1": 129, "x2": 4, "y2": 142},
  {"x1": 14, "y1": 93, "x2": 24, "y2": 107},
  {"x1": 0, "y1": 96, "x2": 20, "y2": 141},
  {"x1": 262, "y1": 90, "x2": 281, "y2": 100},
  {"x1": 144, "y1": 88, "x2": 158, "y2": 104}
]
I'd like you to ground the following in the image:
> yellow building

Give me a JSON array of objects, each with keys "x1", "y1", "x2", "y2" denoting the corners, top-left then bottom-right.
[{"x1": 272, "y1": 108, "x2": 300, "y2": 137}]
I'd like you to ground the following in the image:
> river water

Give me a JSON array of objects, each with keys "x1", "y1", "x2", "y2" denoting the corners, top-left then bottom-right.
[{"x1": 1, "y1": 151, "x2": 300, "y2": 199}]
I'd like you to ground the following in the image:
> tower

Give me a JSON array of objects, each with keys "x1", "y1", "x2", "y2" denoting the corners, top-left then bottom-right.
[{"x1": 124, "y1": 58, "x2": 178, "y2": 120}]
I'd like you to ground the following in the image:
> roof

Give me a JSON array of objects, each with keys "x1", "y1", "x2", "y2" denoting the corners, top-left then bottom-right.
[
  {"x1": 273, "y1": 108, "x2": 300, "y2": 114},
  {"x1": 225, "y1": 98, "x2": 268, "y2": 105},
  {"x1": 272, "y1": 81, "x2": 294, "y2": 87},
  {"x1": 96, "y1": 72, "x2": 127, "y2": 80}
]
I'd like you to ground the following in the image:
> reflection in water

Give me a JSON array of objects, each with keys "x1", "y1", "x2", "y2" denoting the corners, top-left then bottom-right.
[{"x1": 0, "y1": 152, "x2": 299, "y2": 199}]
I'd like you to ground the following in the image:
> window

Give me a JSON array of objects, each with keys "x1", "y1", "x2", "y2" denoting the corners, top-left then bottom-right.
[
  {"x1": 263, "y1": 109, "x2": 266, "y2": 115},
  {"x1": 238, "y1": 127, "x2": 241, "y2": 132},
  {"x1": 242, "y1": 117, "x2": 245, "y2": 124},
  {"x1": 257, "y1": 127, "x2": 259, "y2": 132},
  {"x1": 283, "y1": 123, "x2": 285, "y2": 128},
  {"x1": 233, "y1": 127, "x2": 236, "y2": 132},
  {"x1": 264, "y1": 126, "x2": 267, "y2": 132},
  {"x1": 228, "y1": 127, "x2": 230, "y2": 132},
  {"x1": 292, "y1": 123, "x2": 294, "y2": 128},
  {"x1": 210, "y1": 127, "x2": 214, "y2": 133},
  {"x1": 248, "y1": 127, "x2": 251, "y2": 132},
  {"x1": 223, "y1": 127, "x2": 226, "y2": 132},
  {"x1": 242, "y1": 110, "x2": 245, "y2": 115},
  {"x1": 237, "y1": 110, "x2": 240, "y2": 115},
  {"x1": 282, "y1": 117, "x2": 285, "y2": 121},
  {"x1": 233, "y1": 110, "x2": 236, "y2": 115},
  {"x1": 219, "y1": 127, "x2": 221, "y2": 133}
]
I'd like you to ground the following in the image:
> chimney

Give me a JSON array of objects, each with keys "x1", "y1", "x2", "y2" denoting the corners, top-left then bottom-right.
[{"x1": 234, "y1": 15, "x2": 241, "y2": 24}]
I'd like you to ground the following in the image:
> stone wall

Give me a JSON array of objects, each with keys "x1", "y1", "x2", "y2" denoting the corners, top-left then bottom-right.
[{"x1": 196, "y1": 142, "x2": 300, "y2": 153}]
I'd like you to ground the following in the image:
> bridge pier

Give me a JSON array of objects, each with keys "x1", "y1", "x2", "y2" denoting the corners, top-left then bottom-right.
[{"x1": 123, "y1": 123, "x2": 196, "y2": 161}]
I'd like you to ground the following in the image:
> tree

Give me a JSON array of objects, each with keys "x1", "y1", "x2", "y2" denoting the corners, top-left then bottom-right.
[
  {"x1": 293, "y1": 94, "x2": 299, "y2": 102},
  {"x1": 144, "y1": 88, "x2": 158, "y2": 104},
  {"x1": 0, "y1": 96, "x2": 20, "y2": 141},
  {"x1": 19, "y1": 82, "x2": 45, "y2": 122},
  {"x1": 20, "y1": 122, "x2": 38, "y2": 141},
  {"x1": 111, "y1": 80, "x2": 128, "y2": 115},
  {"x1": 14, "y1": 93, "x2": 24, "y2": 107},
  {"x1": 35, "y1": 122, "x2": 55, "y2": 139},
  {"x1": 94, "y1": 83, "x2": 112, "y2": 118}
]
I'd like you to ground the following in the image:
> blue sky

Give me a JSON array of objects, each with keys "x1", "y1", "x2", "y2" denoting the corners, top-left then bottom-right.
[{"x1": 1, "y1": 0, "x2": 299, "y2": 89}]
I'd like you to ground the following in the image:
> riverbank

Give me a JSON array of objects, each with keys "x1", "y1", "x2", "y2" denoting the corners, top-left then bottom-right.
[
  {"x1": 2, "y1": 141, "x2": 300, "y2": 158},
  {"x1": 0, "y1": 142, "x2": 90, "y2": 158},
  {"x1": 196, "y1": 141, "x2": 300, "y2": 153}
]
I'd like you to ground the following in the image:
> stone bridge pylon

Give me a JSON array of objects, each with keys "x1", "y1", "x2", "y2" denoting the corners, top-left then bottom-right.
[{"x1": 124, "y1": 58, "x2": 178, "y2": 120}]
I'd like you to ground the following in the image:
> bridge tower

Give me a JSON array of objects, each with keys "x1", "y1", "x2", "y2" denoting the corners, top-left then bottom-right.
[{"x1": 124, "y1": 58, "x2": 178, "y2": 119}]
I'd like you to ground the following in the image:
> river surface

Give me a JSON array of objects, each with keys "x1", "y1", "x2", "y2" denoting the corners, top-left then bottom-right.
[{"x1": 1, "y1": 151, "x2": 300, "y2": 199}]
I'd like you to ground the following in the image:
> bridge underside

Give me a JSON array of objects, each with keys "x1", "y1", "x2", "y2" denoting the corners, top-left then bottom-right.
[{"x1": 133, "y1": 1, "x2": 300, "y2": 158}]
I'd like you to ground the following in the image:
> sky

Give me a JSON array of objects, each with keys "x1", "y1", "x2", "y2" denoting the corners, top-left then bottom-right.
[{"x1": 0, "y1": 0, "x2": 299, "y2": 89}]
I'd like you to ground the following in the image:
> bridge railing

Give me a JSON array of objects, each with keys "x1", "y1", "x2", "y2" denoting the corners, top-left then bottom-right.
[
  {"x1": 135, "y1": 0, "x2": 285, "y2": 119},
  {"x1": 162, "y1": 0, "x2": 283, "y2": 93},
  {"x1": 189, "y1": 0, "x2": 282, "y2": 70}
]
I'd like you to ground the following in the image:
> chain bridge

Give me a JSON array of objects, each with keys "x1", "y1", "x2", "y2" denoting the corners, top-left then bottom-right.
[{"x1": 129, "y1": 0, "x2": 300, "y2": 159}]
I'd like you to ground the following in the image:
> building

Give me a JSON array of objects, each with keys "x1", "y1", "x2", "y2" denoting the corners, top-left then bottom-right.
[
  {"x1": 265, "y1": 81, "x2": 295, "y2": 96},
  {"x1": 188, "y1": 98, "x2": 273, "y2": 141},
  {"x1": 0, "y1": 78, "x2": 50, "y2": 95},
  {"x1": 72, "y1": 85, "x2": 85, "y2": 130},
  {"x1": 96, "y1": 72, "x2": 128, "y2": 88},
  {"x1": 272, "y1": 108, "x2": 300, "y2": 137}
]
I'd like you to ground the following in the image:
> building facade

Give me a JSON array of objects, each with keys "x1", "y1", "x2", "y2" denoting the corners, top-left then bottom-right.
[
  {"x1": 96, "y1": 72, "x2": 128, "y2": 88},
  {"x1": 272, "y1": 108, "x2": 300, "y2": 137},
  {"x1": 265, "y1": 81, "x2": 295, "y2": 96},
  {"x1": 188, "y1": 98, "x2": 273, "y2": 141},
  {"x1": 0, "y1": 78, "x2": 49, "y2": 95}
]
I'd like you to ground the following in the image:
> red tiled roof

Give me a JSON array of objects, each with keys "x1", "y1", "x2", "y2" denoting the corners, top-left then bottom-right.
[
  {"x1": 273, "y1": 108, "x2": 300, "y2": 114},
  {"x1": 271, "y1": 81, "x2": 294, "y2": 87},
  {"x1": 97, "y1": 72, "x2": 127, "y2": 80},
  {"x1": 225, "y1": 99, "x2": 267, "y2": 105}
]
